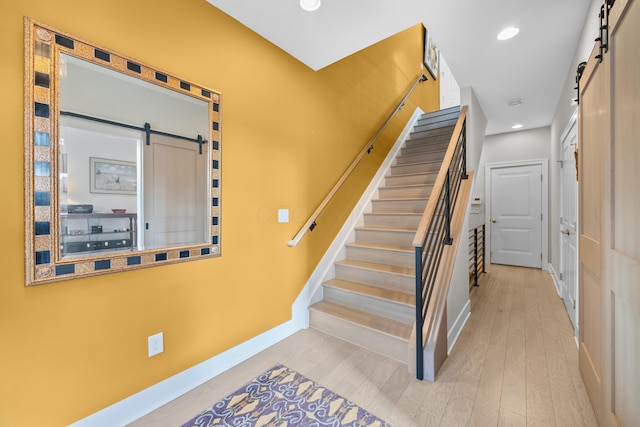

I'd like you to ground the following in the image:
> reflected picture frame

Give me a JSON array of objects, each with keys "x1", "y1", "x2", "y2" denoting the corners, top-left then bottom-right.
[
  {"x1": 90, "y1": 157, "x2": 137, "y2": 195},
  {"x1": 423, "y1": 26, "x2": 439, "y2": 80}
]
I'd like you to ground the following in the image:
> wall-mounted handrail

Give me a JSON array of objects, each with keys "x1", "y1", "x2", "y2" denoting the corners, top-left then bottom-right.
[
  {"x1": 413, "y1": 105, "x2": 468, "y2": 380},
  {"x1": 287, "y1": 73, "x2": 429, "y2": 247}
]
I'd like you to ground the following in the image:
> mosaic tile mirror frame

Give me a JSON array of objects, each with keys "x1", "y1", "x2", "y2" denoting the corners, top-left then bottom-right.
[{"x1": 24, "y1": 18, "x2": 221, "y2": 285}]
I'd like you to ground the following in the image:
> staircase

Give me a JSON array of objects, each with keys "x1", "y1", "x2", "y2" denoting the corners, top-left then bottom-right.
[{"x1": 309, "y1": 106, "x2": 461, "y2": 364}]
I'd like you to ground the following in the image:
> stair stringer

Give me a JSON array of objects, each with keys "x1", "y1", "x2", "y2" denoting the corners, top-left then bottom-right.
[
  {"x1": 291, "y1": 107, "x2": 426, "y2": 328},
  {"x1": 407, "y1": 171, "x2": 475, "y2": 381}
]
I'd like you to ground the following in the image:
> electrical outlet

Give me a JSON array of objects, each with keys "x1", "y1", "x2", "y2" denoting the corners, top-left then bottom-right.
[{"x1": 148, "y1": 332, "x2": 164, "y2": 357}]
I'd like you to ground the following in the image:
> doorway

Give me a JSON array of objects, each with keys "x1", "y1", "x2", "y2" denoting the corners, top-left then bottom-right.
[
  {"x1": 559, "y1": 111, "x2": 578, "y2": 333},
  {"x1": 485, "y1": 160, "x2": 548, "y2": 269}
]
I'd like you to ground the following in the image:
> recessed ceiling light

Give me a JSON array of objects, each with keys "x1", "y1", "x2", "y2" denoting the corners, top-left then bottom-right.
[
  {"x1": 497, "y1": 27, "x2": 520, "y2": 41},
  {"x1": 300, "y1": 0, "x2": 321, "y2": 12},
  {"x1": 512, "y1": 124, "x2": 524, "y2": 129}
]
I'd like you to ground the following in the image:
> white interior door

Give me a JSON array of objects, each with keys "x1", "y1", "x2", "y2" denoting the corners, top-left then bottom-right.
[
  {"x1": 490, "y1": 164, "x2": 542, "y2": 268},
  {"x1": 560, "y1": 114, "x2": 578, "y2": 332},
  {"x1": 144, "y1": 133, "x2": 207, "y2": 250}
]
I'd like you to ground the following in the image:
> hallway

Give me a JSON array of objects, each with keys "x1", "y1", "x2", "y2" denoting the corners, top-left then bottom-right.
[{"x1": 130, "y1": 264, "x2": 598, "y2": 426}]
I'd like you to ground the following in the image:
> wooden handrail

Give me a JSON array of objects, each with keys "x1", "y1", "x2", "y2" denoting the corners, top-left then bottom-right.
[
  {"x1": 412, "y1": 105, "x2": 468, "y2": 247},
  {"x1": 287, "y1": 73, "x2": 428, "y2": 247}
]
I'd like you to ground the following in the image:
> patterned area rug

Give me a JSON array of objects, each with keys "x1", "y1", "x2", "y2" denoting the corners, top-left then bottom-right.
[{"x1": 181, "y1": 364, "x2": 391, "y2": 427}]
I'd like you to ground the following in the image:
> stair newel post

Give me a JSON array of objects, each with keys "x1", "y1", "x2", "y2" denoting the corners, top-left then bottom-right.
[
  {"x1": 443, "y1": 170, "x2": 453, "y2": 245},
  {"x1": 415, "y1": 246, "x2": 424, "y2": 380}
]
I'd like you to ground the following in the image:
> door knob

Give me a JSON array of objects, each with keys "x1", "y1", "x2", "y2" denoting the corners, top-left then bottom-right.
[
  {"x1": 561, "y1": 229, "x2": 570, "y2": 235},
  {"x1": 491, "y1": 219, "x2": 497, "y2": 223}
]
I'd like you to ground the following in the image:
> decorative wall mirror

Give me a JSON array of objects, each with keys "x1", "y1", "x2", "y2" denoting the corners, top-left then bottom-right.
[{"x1": 24, "y1": 19, "x2": 221, "y2": 285}]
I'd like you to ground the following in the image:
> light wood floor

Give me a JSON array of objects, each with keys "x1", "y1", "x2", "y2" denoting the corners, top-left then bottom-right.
[{"x1": 129, "y1": 264, "x2": 598, "y2": 426}]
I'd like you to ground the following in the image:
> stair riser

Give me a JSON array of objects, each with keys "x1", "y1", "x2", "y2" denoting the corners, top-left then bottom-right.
[
  {"x1": 407, "y1": 127, "x2": 455, "y2": 141},
  {"x1": 408, "y1": 127, "x2": 453, "y2": 139},
  {"x1": 370, "y1": 198, "x2": 427, "y2": 213},
  {"x1": 401, "y1": 143, "x2": 449, "y2": 157},
  {"x1": 385, "y1": 173, "x2": 437, "y2": 187},
  {"x1": 335, "y1": 264, "x2": 414, "y2": 293},
  {"x1": 346, "y1": 245, "x2": 414, "y2": 268},
  {"x1": 363, "y1": 213, "x2": 421, "y2": 229},
  {"x1": 417, "y1": 109, "x2": 460, "y2": 124},
  {"x1": 323, "y1": 286, "x2": 414, "y2": 324},
  {"x1": 355, "y1": 228, "x2": 415, "y2": 246},
  {"x1": 413, "y1": 118, "x2": 458, "y2": 132},
  {"x1": 391, "y1": 162, "x2": 441, "y2": 175},
  {"x1": 378, "y1": 185, "x2": 433, "y2": 199},
  {"x1": 396, "y1": 152, "x2": 446, "y2": 165},
  {"x1": 309, "y1": 309, "x2": 408, "y2": 363}
]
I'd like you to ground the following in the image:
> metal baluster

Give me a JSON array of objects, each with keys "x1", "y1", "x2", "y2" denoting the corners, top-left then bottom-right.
[
  {"x1": 444, "y1": 170, "x2": 453, "y2": 245},
  {"x1": 415, "y1": 246, "x2": 424, "y2": 380},
  {"x1": 474, "y1": 227, "x2": 479, "y2": 286}
]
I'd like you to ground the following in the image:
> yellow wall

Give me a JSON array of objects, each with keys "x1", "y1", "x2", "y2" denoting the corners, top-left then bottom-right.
[{"x1": 0, "y1": 0, "x2": 438, "y2": 425}]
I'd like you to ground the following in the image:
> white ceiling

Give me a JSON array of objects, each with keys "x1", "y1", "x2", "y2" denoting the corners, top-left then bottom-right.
[{"x1": 206, "y1": 0, "x2": 593, "y2": 135}]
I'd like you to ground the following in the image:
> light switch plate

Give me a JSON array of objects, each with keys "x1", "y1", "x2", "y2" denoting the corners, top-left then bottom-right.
[{"x1": 278, "y1": 209, "x2": 289, "y2": 223}]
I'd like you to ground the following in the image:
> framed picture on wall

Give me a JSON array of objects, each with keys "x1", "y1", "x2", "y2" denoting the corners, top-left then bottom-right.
[
  {"x1": 423, "y1": 26, "x2": 439, "y2": 80},
  {"x1": 90, "y1": 157, "x2": 137, "y2": 194}
]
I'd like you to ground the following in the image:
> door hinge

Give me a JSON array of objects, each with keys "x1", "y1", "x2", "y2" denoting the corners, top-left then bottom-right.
[
  {"x1": 541, "y1": 175, "x2": 543, "y2": 182},
  {"x1": 540, "y1": 253, "x2": 543, "y2": 260},
  {"x1": 541, "y1": 213, "x2": 543, "y2": 221},
  {"x1": 559, "y1": 272, "x2": 563, "y2": 281}
]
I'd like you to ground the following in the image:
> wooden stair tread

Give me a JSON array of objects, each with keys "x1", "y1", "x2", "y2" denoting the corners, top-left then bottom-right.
[
  {"x1": 335, "y1": 259, "x2": 414, "y2": 276},
  {"x1": 397, "y1": 149, "x2": 447, "y2": 157},
  {"x1": 355, "y1": 225, "x2": 417, "y2": 233},
  {"x1": 364, "y1": 212, "x2": 422, "y2": 217},
  {"x1": 309, "y1": 301, "x2": 412, "y2": 340},
  {"x1": 380, "y1": 183, "x2": 434, "y2": 190},
  {"x1": 387, "y1": 171, "x2": 438, "y2": 178},
  {"x1": 392, "y1": 159, "x2": 443, "y2": 167},
  {"x1": 345, "y1": 241, "x2": 413, "y2": 252},
  {"x1": 372, "y1": 197, "x2": 428, "y2": 202},
  {"x1": 323, "y1": 279, "x2": 415, "y2": 306}
]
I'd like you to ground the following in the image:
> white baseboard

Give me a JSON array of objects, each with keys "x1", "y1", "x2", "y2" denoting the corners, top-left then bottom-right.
[
  {"x1": 447, "y1": 299, "x2": 470, "y2": 355},
  {"x1": 68, "y1": 320, "x2": 302, "y2": 427},
  {"x1": 291, "y1": 107, "x2": 425, "y2": 325},
  {"x1": 548, "y1": 263, "x2": 562, "y2": 296}
]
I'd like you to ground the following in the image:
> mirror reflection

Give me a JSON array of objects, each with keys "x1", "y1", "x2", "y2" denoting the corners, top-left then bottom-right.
[
  {"x1": 58, "y1": 53, "x2": 210, "y2": 258},
  {"x1": 24, "y1": 19, "x2": 221, "y2": 285}
]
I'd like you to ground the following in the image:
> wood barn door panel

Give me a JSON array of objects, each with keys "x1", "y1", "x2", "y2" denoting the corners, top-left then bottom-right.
[
  {"x1": 577, "y1": 43, "x2": 609, "y2": 424},
  {"x1": 609, "y1": 0, "x2": 640, "y2": 424}
]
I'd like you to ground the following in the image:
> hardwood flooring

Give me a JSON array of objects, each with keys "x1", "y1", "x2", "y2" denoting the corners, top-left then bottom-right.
[{"x1": 129, "y1": 264, "x2": 598, "y2": 426}]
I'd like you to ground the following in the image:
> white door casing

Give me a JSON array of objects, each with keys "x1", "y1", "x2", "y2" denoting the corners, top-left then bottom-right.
[
  {"x1": 485, "y1": 159, "x2": 548, "y2": 269},
  {"x1": 560, "y1": 111, "x2": 578, "y2": 334}
]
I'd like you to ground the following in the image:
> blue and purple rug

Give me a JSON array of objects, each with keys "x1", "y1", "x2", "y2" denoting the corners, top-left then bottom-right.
[{"x1": 181, "y1": 364, "x2": 391, "y2": 427}]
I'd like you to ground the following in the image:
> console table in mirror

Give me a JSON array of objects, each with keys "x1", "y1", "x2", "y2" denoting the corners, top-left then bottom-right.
[{"x1": 24, "y1": 19, "x2": 221, "y2": 285}]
